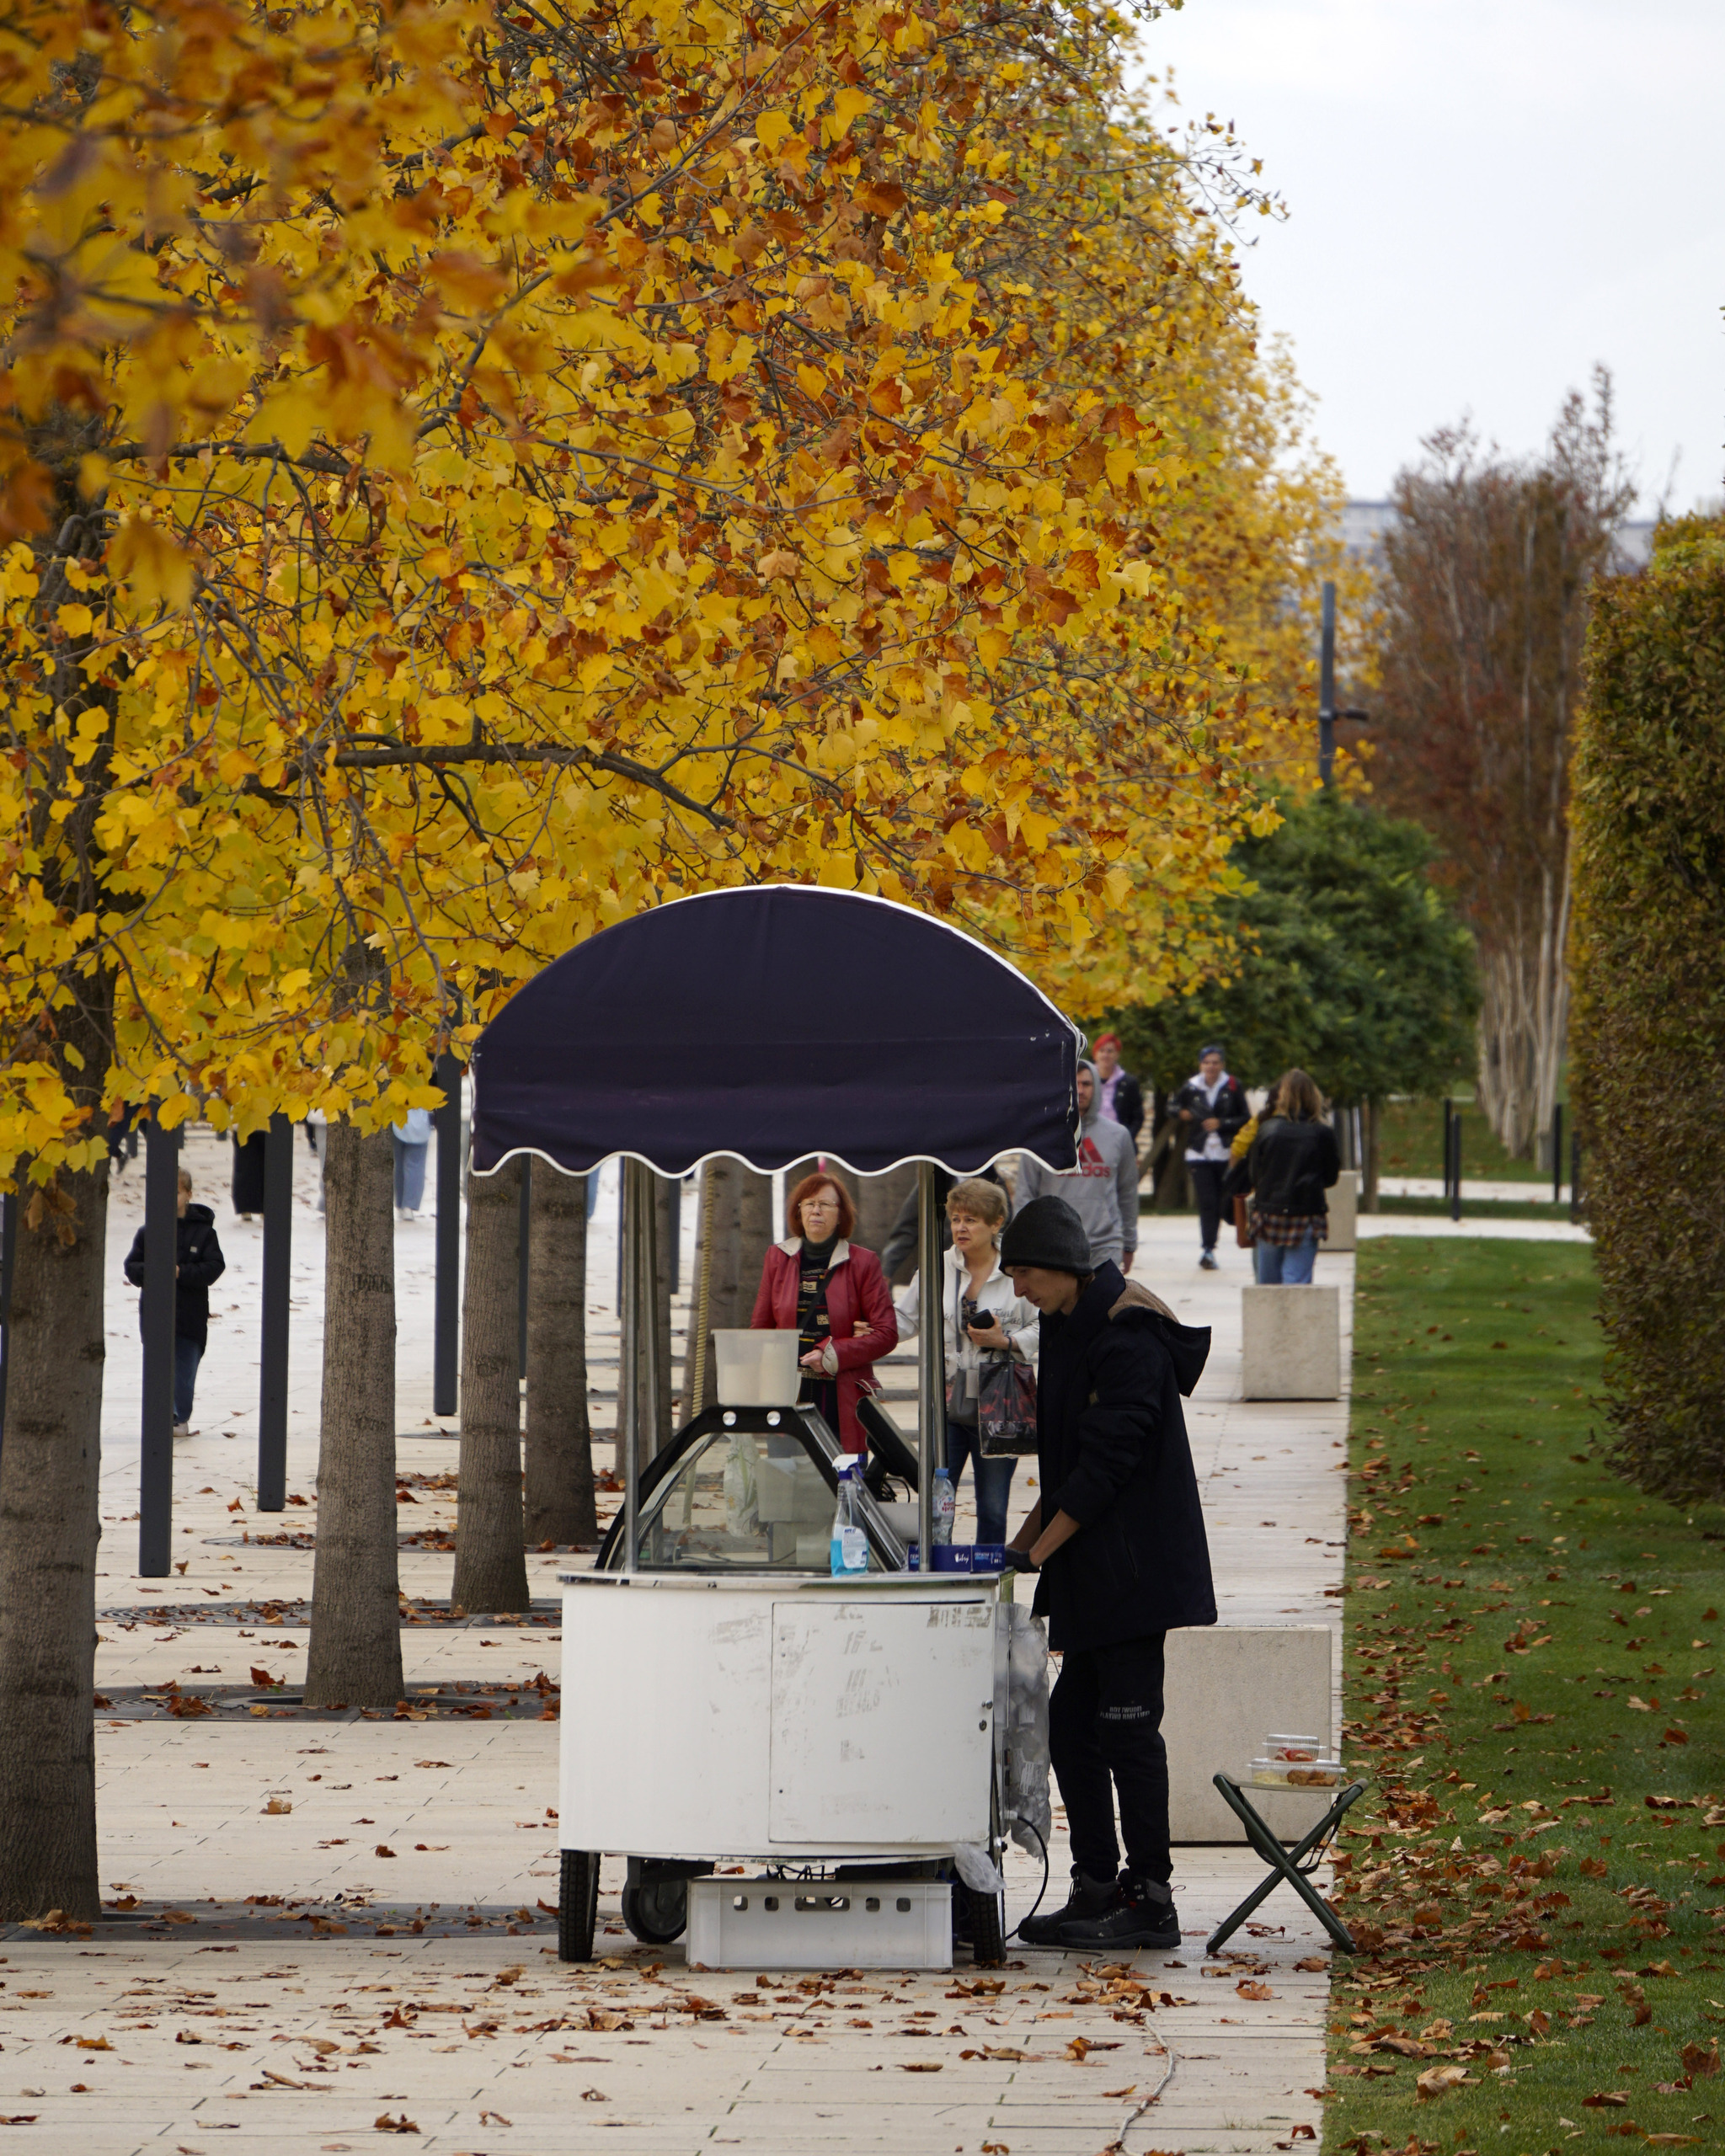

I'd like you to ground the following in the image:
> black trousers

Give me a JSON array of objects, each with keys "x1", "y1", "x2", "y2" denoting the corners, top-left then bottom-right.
[
  {"x1": 1188, "y1": 1160, "x2": 1227, "y2": 1252},
  {"x1": 1048, "y1": 1631, "x2": 1171, "y2": 1886}
]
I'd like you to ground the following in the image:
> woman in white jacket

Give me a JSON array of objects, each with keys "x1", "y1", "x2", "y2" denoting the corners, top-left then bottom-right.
[{"x1": 894, "y1": 1177, "x2": 1039, "y2": 1545}]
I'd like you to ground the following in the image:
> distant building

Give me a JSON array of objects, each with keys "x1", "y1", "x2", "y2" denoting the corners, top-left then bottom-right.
[{"x1": 1341, "y1": 500, "x2": 1658, "y2": 575}]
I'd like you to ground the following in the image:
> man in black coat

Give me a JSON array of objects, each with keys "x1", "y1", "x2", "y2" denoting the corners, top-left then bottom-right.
[
  {"x1": 124, "y1": 1167, "x2": 227, "y2": 1435},
  {"x1": 1169, "y1": 1043, "x2": 1249, "y2": 1270},
  {"x1": 1001, "y1": 1194, "x2": 1215, "y2": 1950}
]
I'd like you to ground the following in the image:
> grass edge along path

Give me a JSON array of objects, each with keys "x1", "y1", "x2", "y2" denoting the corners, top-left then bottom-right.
[{"x1": 1319, "y1": 1236, "x2": 1725, "y2": 2156}]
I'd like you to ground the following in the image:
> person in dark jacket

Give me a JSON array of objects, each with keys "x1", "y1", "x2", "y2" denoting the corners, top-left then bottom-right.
[
  {"x1": 1092, "y1": 1033, "x2": 1145, "y2": 1144},
  {"x1": 231, "y1": 1129, "x2": 266, "y2": 1219},
  {"x1": 1169, "y1": 1045, "x2": 1249, "y2": 1270},
  {"x1": 1001, "y1": 1194, "x2": 1215, "y2": 1951},
  {"x1": 124, "y1": 1168, "x2": 227, "y2": 1434},
  {"x1": 879, "y1": 1164, "x2": 1006, "y2": 1283},
  {"x1": 1241, "y1": 1067, "x2": 1339, "y2": 1283}
]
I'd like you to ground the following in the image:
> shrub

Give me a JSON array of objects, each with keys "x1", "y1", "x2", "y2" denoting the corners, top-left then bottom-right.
[
  {"x1": 1570, "y1": 521, "x2": 1725, "y2": 1500},
  {"x1": 1104, "y1": 792, "x2": 1478, "y2": 1102}
]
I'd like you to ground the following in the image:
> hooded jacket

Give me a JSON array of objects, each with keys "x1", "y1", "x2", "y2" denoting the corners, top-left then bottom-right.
[
  {"x1": 124, "y1": 1203, "x2": 227, "y2": 1349},
  {"x1": 1031, "y1": 1262, "x2": 1216, "y2": 1652},
  {"x1": 1012, "y1": 1061, "x2": 1140, "y2": 1267}
]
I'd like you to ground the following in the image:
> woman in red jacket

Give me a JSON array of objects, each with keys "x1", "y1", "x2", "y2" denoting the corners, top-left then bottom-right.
[{"x1": 750, "y1": 1171, "x2": 898, "y2": 1454}]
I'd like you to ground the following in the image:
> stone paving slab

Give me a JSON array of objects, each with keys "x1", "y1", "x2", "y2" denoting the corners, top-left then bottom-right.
[{"x1": 61, "y1": 1161, "x2": 1351, "y2": 2154}]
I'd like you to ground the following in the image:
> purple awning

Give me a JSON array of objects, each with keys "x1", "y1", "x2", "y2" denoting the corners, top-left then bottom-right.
[{"x1": 469, "y1": 885, "x2": 1081, "y2": 1177}]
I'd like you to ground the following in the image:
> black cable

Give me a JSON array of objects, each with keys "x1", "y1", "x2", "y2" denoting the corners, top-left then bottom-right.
[{"x1": 1006, "y1": 1818, "x2": 1049, "y2": 1941}]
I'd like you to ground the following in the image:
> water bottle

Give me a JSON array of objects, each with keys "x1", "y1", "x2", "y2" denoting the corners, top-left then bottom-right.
[
  {"x1": 932, "y1": 1467, "x2": 956, "y2": 1547},
  {"x1": 830, "y1": 1464, "x2": 868, "y2": 1576}
]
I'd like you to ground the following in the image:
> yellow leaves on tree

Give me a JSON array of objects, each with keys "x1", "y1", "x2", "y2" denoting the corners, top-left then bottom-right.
[{"x1": 0, "y1": 0, "x2": 1336, "y2": 1171}]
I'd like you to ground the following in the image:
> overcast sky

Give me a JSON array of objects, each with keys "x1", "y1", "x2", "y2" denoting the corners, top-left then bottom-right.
[{"x1": 1134, "y1": 0, "x2": 1725, "y2": 514}]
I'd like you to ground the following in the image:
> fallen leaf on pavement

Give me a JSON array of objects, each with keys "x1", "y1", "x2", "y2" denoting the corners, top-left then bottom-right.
[
  {"x1": 1236, "y1": 1980, "x2": 1274, "y2": 2001},
  {"x1": 1294, "y1": 1956, "x2": 1328, "y2": 1972},
  {"x1": 900, "y1": 2063, "x2": 943, "y2": 2073},
  {"x1": 372, "y1": 2116, "x2": 419, "y2": 2134}
]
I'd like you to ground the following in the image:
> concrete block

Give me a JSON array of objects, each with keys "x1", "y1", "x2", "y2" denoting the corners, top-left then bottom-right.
[
  {"x1": 1166, "y1": 1625, "x2": 1334, "y2": 1843},
  {"x1": 1326, "y1": 1169, "x2": 1359, "y2": 1252},
  {"x1": 1241, "y1": 1283, "x2": 1341, "y2": 1399}
]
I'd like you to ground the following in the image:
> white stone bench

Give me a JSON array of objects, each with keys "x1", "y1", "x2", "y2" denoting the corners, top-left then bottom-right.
[
  {"x1": 1241, "y1": 1283, "x2": 1342, "y2": 1399},
  {"x1": 1327, "y1": 1168, "x2": 1359, "y2": 1252}
]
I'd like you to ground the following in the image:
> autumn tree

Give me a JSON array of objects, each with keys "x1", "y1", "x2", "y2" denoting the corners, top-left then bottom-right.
[
  {"x1": 1, "y1": 0, "x2": 1329, "y2": 1913},
  {"x1": 1367, "y1": 375, "x2": 1634, "y2": 1157}
]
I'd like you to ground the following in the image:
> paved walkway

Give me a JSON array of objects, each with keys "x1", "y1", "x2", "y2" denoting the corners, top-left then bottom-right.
[{"x1": 8, "y1": 1146, "x2": 1355, "y2": 2153}]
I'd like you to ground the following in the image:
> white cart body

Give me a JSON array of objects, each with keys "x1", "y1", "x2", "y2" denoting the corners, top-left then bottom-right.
[{"x1": 558, "y1": 1571, "x2": 1002, "y2": 1860}]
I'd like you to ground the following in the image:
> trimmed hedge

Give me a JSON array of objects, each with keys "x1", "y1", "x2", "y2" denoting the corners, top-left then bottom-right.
[{"x1": 1571, "y1": 522, "x2": 1725, "y2": 1500}]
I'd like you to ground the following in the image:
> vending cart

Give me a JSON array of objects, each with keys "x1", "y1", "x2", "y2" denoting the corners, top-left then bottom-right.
[{"x1": 467, "y1": 886, "x2": 1080, "y2": 1967}]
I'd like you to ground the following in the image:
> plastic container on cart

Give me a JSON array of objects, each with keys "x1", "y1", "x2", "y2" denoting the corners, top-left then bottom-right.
[
  {"x1": 1245, "y1": 1754, "x2": 1344, "y2": 1789},
  {"x1": 713, "y1": 1328, "x2": 800, "y2": 1406},
  {"x1": 932, "y1": 1468, "x2": 956, "y2": 1545},
  {"x1": 908, "y1": 1543, "x2": 974, "y2": 1572},
  {"x1": 1264, "y1": 1733, "x2": 1323, "y2": 1762}
]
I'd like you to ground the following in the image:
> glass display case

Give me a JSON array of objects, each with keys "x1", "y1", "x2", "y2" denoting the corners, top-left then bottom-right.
[{"x1": 598, "y1": 1404, "x2": 911, "y2": 1575}]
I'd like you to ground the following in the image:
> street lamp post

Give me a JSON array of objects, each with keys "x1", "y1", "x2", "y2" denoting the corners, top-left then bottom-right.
[{"x1": 1318, "y1": 579, "x2": 1370, "y2": 786}]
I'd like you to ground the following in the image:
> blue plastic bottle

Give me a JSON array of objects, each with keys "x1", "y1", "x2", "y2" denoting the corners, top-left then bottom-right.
[{"x1": 830, "y1": 1464, "x2": 868, "y2": 1576}]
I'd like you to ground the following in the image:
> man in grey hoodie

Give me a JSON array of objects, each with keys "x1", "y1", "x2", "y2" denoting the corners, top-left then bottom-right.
[{"x1": 1013, "y1": 1062, "x2": 1140, "y2": 1273}]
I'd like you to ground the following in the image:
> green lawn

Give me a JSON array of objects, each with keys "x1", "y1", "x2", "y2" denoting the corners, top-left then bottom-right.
[
  {"x1": 1322, "y1": 1237, "x2": 1725, "y2": 2156},
  {"x1": 1378, "y1": 1096, "x2": 1560, "y2": 1186}
]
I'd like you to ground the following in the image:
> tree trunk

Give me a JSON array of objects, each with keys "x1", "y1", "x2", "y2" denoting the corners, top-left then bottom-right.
[
  {"x1": 1476, "y1": 843, "x2": 1573, "y2": 1160},
  {"x1": 524, "y1": 1166, "x2": 596, "y2": 1547},
  {"x1": 854, "y1": 1165, "x2": 916, "y2": 1259},
  {"x1": 681, "y1": 1160, "x2": 775, "y2": 1416},
  {"x1": 0, "y1": 1155, "x2": 107, "y2": 1921},
  {"x1": 1360, "y1": 1097, "x2": 1381, "y2": 1213},
  {"x1": 304, "y1": 1122, "x2": 403, "y2": 1710},
  {"x1": 452, "y1": 1159, "x2": 530, "y2": 1614}
]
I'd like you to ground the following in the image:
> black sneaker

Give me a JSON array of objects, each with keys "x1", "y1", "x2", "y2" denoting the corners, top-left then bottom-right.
[
  {"x1": 1199, "y1": 1251, "x2": 1219, "y2": 1271},
  {"x1": 1057, "y1": 1874, "x2": 1179, "y2": 1951},
  {"x1": 1017, "y1": 1867, "x2": 1117, "y2": 1947}
]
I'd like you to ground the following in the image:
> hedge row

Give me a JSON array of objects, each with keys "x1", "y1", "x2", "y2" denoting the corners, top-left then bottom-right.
[{"x1": 1570, "y1": 520, "x2": 1725, "y2": 1501}]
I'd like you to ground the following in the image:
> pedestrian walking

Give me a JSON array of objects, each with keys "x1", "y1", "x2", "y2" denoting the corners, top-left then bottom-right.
[
  {"x1": 750, "y1": 1171, "x2": 898, "y2": 1455},
  {"x1": 999, "y1": 1194, "x2": 1215, "y2": 1950},
  {"x1": 231, "y1": 1129, "x2": 266, "y2": 1220},
  {"x1": 1240, "y1": 1068, "x2": 1339, "y2": 1284},
  {"x1": 894, "y1": 1177, "x2": 1039, "y2": 1546},
  {"x1": 1013, "y1": 1060, "x2": 1140, "y2": 1273},
  {"x1": 393, "y1": 1106, "x2": 434, "y2": 1219},
  {"x1": 1091, "y1": 1033, "x2": 1145, "y2": 1143},
  {"x1": 1169, "y1": 1044, "x2": 1247, "y2": 1270},
  {"x1": 123, "y1": 1166, "x2": 227, "y2": 1436}
]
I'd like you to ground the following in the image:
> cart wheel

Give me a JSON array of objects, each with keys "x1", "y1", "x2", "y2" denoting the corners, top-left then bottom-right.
[
  {"x1": 963, "y1": 1880, "x2": 1007, "y2": 1967},
  {"x1": 558, "y1": 1849, "x2": 600, "y2": 1963},
  {"x1": 621, "y1": 1872, "x2": 689, "y2": 1946}
]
